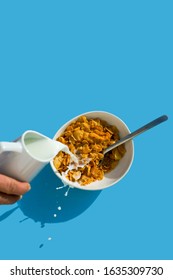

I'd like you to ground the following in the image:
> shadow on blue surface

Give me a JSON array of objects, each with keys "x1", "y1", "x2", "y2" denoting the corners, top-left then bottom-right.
[
  {"x1": 0, "y1": 206, "x2": 18, "y2": 222},
  {"x1": 17, "y1": 165, "x2": 101, "y2": 227}
]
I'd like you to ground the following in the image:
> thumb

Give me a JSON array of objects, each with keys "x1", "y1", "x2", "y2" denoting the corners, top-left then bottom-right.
[{"x1": 0, "y1": 174, "x2": 31, "y2": 196}]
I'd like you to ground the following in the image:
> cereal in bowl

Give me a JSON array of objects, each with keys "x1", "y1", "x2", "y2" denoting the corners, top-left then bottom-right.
[{"x1": 53, "y1": 116, "x2": 126, "y2": 186}]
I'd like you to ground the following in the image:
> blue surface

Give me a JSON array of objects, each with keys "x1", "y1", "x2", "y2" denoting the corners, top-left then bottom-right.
[{"x1": 0, "y1": 0, "x2": 172, "y2": 260}]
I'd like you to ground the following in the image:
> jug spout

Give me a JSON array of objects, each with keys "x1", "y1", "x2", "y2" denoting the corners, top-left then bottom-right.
[
  {"x1": 22, "y1": 130, "x2": 78, "y2": 163},
  {"x1": 22, "y1": 130, "x2": 63, "y2": 162}
]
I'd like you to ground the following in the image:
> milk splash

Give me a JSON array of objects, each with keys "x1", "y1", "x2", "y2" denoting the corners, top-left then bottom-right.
[
  {"x1": 64, "y1": 186, "x2": 71, "y2": 197},
  {"x1": 50, "y1": 183, "x2": 72, "y2": 225},
  {"x1": 46, "y1": 178, "x2": 74, "y2": 244}
]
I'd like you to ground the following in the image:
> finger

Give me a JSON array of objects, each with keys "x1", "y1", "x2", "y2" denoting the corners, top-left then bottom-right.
[
  {"x1": 0, "y1": 192, "x2": 21, "y2": 205},
  {"x1": 0, "y1": 174, "x2": 30, "y2": 195}
]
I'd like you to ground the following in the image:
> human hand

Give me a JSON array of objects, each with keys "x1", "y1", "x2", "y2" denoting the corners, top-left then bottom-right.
[{"x1": 0, "y1": 174, "x2": 30, "y2": 205}]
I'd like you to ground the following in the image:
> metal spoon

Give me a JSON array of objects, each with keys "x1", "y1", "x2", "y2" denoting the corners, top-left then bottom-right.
[{"x1": 103, "y1": 115, "x2": 168, "y2": 155}]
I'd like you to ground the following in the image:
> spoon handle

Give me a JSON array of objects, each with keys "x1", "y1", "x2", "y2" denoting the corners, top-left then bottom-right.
[{"x1": 103, "y1": 115, "x2": 168, "y2": 154}]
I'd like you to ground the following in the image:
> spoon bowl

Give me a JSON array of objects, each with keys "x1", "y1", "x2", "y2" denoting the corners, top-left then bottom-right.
[{"x1": 101, "y1": 115, "x2": 168, "y2": 162}]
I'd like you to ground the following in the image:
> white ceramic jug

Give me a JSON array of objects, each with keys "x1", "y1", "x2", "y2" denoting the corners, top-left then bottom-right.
[{"x1": 0, "y1": 130, "x2": 69, "y2": 182}]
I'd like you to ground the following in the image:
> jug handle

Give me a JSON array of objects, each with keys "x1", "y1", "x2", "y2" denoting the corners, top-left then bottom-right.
[{"x1": 0, "y1": 142, "x2": 23, "y2": 154}]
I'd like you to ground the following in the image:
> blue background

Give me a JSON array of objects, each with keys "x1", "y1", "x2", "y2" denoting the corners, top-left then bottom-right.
[{"x1": 0, "y1": 0, "x2": 172, "y2": 260}]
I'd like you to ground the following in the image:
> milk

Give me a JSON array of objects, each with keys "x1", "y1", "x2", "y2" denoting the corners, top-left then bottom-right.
[
  {"x1": 24, "y1": 138, "x2": 57, "y2": 161},
  {"x1": 24, "y1": 137, "x2": 77, "y2": 162}
]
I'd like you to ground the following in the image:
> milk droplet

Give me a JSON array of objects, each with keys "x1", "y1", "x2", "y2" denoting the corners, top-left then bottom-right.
[
  {"x1": 64, "y1": 186, "x2": 71, "y2": 197},
  {"x1": 48, "y1": 237, "x2": 52, "y2": 241},
  {"x1": 58, "y1": 206, "x2": 61, "y2": 211},
  {"x1": 53, "y1": 214, "x2": 57, "y2": 217},
  {"x1": 56, "y1": 185, "x2": 67, "y2": 190}
]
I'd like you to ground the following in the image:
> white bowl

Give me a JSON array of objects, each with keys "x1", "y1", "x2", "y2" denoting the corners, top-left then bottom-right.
[{"x1": 50, "y1": 111, "x2": 134, "y2": 190}]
